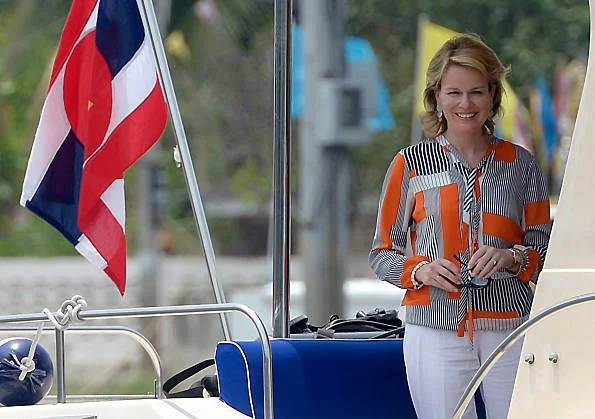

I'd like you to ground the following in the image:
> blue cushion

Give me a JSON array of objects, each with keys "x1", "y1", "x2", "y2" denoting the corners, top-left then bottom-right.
[{"x1": 215, "y1": 339, "x2": 417, "y2": 419}]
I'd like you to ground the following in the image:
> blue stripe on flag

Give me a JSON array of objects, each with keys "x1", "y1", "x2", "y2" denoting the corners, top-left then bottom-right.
[
  {"x1": 96, "y1": 0, "x2": 144, "y2": 77},
  {"x1": 25, "y1": 131, "x2": 84, "y2": 245}
]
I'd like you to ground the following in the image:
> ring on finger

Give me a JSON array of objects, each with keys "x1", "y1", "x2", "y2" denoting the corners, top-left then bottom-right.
[{"x1": 492, "y1": 259, "x2": 497, "y2": 266}]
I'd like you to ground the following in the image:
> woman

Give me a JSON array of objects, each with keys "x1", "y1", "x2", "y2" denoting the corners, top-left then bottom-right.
[{"x1": 369, "y1": 34, "x2": 551, "y2": 419}]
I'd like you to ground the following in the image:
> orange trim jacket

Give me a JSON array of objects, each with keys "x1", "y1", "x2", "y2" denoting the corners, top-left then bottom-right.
[{"x1": 369, "y1": 136, "x2": 551, "y2": 334}]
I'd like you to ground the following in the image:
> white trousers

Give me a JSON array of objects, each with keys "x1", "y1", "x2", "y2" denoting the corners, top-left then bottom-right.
[{"x1": 403, "y1": 324, "x2": 523, "y2": 419}]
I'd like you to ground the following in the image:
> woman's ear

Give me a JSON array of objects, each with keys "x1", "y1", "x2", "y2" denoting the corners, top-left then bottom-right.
[{"x1": 434, "y1": 90, "x2": 442, "y2": 111}]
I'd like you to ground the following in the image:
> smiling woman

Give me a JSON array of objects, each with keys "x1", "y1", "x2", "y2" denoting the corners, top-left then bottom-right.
[{"x1": 369, "y1": 33, "x2": 551, "y2": 419}]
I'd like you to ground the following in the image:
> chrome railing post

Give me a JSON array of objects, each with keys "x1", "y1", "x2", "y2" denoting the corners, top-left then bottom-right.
[{"x1": 0, "y1": 303, "x2": 273, "y2": 418}]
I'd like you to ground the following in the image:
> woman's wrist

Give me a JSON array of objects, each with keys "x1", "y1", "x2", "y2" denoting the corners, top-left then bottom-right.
[
  {"x1": 411, "y1": 261, "x2": 429, "y2": 289},
  {"x1": 506, "y1": 248, "x2": 524, "y2": 275}
]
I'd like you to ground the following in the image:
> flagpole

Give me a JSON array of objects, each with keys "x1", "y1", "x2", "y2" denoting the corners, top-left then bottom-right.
[{"x1": 139, "y1": 0, "x2": 231, "y2": 341}]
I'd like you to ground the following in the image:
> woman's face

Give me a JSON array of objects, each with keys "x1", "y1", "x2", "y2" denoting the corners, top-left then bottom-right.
[{"x1": 435, "y1": 64, "x2": 494, "y2": 137}]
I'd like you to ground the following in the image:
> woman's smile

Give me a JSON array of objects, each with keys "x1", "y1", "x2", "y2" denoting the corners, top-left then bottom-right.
[{"x1": 455, "y1": 112, "x2": 478, "y2": 119}]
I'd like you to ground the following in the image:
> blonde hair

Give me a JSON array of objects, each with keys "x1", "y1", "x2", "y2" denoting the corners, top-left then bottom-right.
[{"x1": 419, "y1": 33, "x2": 511, "y2": 137}]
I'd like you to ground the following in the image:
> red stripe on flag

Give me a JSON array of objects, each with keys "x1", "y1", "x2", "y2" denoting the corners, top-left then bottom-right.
[
  {"x1": 50, "y1": 0, "x2": 99, "y2": 90},
  {"x1": 78, "y1": 81, "x2": 167, "y2": 292},
  {"x1": 63, "y1": 31, "x2": 113, "y2": 157},
  {"x1": 78, "y1": 81, "x2": 167, "y2": 224}
]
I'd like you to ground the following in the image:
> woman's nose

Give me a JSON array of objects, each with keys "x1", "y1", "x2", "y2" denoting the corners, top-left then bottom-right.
[{"x1": 460, "y1": 94, "x2": 471, "y2": 107}]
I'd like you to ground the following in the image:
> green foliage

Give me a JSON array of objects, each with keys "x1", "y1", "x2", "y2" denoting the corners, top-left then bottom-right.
[
  {"x1": 0, "y1": 0, "x2": 73, "y2": 254},
  {"x1": 231, "y1": 157, "x2": 271, "y2": 204}
]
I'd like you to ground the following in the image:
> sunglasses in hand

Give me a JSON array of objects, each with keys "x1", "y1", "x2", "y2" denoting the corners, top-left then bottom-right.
[{"x1": 452, "y1": 254, "x2": 492, "y2": 289}]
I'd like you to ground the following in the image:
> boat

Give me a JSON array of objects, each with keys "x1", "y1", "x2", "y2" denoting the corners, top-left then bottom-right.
[{"x1": 0, "y1": 0, "x2": 593, "y2": 418}]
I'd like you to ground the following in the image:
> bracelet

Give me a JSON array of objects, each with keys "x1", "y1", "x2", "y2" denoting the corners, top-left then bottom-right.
[
  {"x1": 507, "y1": 248, "x2": 524, "y2": 275},
  {"x1": 411, "y1": 261, "x2": 429, "y2": 289},
  {"x1": 508, "y1": 248, "x2": 521, "y2": 265}
]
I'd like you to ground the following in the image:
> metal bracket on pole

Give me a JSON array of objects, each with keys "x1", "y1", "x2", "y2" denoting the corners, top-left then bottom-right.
[{"x1": 139, "y1": 0, "x2": 231, "y2": 341}]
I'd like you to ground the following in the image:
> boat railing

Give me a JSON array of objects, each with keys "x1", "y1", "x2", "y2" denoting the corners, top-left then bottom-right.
[
  {"x1": 0, "y1": 325, "x2": 164, "y2": 399},
  {"x1": 453, "y1": 291, "x2": 595, "y2": 419},
  {"x1": 0, "y1": 301, "x2": 274, "y2": 419}
]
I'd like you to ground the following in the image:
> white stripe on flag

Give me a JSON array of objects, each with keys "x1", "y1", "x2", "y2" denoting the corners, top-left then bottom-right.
[
  {"x1": 102, "y1": 178, "x2": 126, "y2": 228},
  {"x1": 76, "y1": 234, "x2": 108, "y2": 269},
  {"x1": 20, "y1": 69, "x2": 70, "y2": 205},
  {"x1": 102, "y1": 37, "x2": 159, "y2": 145},
  {"x1": 82, "y1": 3, "x2": 100, "y2": 37}
]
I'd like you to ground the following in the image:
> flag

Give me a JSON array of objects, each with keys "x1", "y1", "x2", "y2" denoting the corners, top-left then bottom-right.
[
  {"x1": 529, "y1": 76, "x2": 558, "y2": 164},
  {"x1": 414, "y1": 19, "x2": 532, "y2": 151},
  {"x1": 20, "y1": 0, "x2": 168, "y2": 294}
]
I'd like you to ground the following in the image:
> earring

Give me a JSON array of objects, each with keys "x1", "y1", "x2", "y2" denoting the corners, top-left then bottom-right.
[{"x1": 436, "y1": 104, "x2": 443, "y2": 122}]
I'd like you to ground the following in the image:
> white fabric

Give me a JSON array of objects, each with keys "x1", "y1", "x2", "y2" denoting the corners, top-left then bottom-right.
[
  {"x1": 409, "y1": 170, "x2": 452, "y2": 193},
  {"x1": 20, "y1": 69, "x2": 69, "y2": 205},
  {"x1": 403, "y1": 324, "x2": 522, "y2": 419}
]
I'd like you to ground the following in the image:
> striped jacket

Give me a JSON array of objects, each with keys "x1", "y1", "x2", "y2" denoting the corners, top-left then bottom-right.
[{"x1": 369, "y1": 135, "x2": 551, "y2": 336}]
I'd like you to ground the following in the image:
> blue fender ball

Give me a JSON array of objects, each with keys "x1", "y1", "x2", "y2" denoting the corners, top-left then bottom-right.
[{"x1": 0, "y1": 337, "x2": 54, "y2": 406}]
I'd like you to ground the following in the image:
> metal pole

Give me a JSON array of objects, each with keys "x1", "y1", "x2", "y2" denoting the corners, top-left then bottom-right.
[
  {"x1": 55, "y1": 329, "x2": 66, "y2": 403},
  {"x1": 139, "y1": 0, "x2": 231, "y2": 340},
  {"x1": 272, "y1": 0, "x2": 293, "y2": 338}
]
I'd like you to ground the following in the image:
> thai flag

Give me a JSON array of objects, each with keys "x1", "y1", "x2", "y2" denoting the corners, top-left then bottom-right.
[{"x1": 20, "y1": 0, "x2": 168, "y2": 295}]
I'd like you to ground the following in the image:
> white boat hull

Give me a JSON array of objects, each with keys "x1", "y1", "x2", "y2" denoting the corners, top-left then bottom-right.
[{"x1": 0, "y1": 397, "x2": 250, "y2": 419}]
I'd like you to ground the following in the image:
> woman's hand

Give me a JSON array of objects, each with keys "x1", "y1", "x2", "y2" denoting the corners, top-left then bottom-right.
[
  {"x1": 468, "y1": 245, "x2": 515, "y2": 278},
  {"x1": 415, "y1": 259, "x2": 461, "y2": 292}
]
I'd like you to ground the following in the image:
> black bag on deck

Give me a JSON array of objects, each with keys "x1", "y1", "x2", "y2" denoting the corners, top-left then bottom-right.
[{"x1": 289, "y1": 307, "x2": 404, "y2": 339}]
